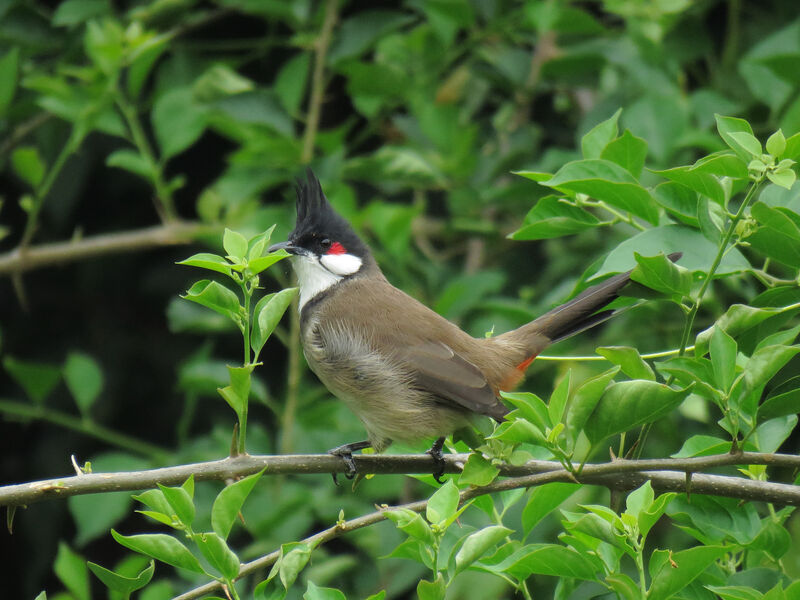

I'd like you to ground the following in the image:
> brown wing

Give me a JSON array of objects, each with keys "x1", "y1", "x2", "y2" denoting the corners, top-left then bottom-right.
[{"x1": 399, "y1": 341, "x2": 508, "y2": 422}]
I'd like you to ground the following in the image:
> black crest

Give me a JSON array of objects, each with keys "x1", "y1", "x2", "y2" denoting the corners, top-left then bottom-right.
[{"x1": 291, "y1": 169, "x2": 369, "y2": 257}]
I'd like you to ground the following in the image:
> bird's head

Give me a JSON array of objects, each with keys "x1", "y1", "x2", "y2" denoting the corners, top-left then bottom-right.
[{"x1": 270, "y1": 169, "x2": 372, "y2": 309}]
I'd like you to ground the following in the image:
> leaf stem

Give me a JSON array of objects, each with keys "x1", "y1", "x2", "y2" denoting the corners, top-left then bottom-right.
[
  {"x1": 676, "y1": 179, "x2": 762, "y2": 357},
  {"x1": 0, "y1": 399, "x2": 170, "y2": 462},
  {"x1": 115, "y1": 95, "x2": 176, "y2": 221}
]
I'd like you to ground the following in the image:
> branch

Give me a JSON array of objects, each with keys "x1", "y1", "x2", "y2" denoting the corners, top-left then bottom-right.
[
  {"x1": 173, "y1": 453, "x2": 800, "y2": 599},
  {"x1": 0, "y1": 221, "x2": 212, "y2": 275},
  {"x1": 300, "y1": 0, "x2": 339, "y2": 163},
  {"x1": 3, "y1": 451, "x2": 800, "y2": 508}
]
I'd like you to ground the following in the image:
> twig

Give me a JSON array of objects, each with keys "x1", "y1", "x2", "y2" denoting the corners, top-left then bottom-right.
[
  {"x1": 280, "y1": 0, "x2": 339, "y2": 452},
  {"x1": 3, "y1": 451, "x2": 800, "y2": 508},
  {"x1": 0, "y1": 221, "x2": 211, "y2": 275},
  {"x1": 0, "y1": 400, "x2": 170, "y2": 461},
  {"x1": 300, "y1": 0, "x2": 339, "y2": 163},
  {"x1": 171, "y1": 453, "x2": 800, "y2": 599}
]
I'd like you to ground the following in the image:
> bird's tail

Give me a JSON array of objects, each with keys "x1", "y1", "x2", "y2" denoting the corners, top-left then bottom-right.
[{"x1": 494, "y1": 252, "x2": 681, "y2": 387}]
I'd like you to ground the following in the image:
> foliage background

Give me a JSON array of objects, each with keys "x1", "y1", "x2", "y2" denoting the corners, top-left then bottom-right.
[{"x1": 2, "y1": 0, "x2": 800, "y2": 598}]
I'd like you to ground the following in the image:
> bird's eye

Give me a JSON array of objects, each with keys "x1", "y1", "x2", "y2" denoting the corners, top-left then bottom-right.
[{"x1": 320, "y1": 238, "x2": 331, "y2": 249}]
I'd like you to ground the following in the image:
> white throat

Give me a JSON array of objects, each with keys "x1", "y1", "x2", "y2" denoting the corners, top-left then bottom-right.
[{"x1": 292, "y1": 253, "x2": 363, "y2": 311}]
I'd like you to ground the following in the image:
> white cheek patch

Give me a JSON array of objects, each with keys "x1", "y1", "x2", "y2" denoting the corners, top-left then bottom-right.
[
  {"x1": 292, "y1": 256, "x2": 343, "y2": 311},
  {"x1": 319, "y1": 253, "x2": 363, "y2": 276}
]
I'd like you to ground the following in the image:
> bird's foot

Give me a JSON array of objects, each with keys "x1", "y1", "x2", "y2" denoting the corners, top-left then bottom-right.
[
  {"x1": 426, "y1": 437, "x2": 447, "y2": 484},
  {"x1": 328, "y1": 441, "x2": 371, "y2": 485}
]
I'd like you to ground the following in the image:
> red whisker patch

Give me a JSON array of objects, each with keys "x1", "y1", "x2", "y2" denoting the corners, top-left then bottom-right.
[{"x1": 327, "y1": 241, "x2": 346, "y2": 255}]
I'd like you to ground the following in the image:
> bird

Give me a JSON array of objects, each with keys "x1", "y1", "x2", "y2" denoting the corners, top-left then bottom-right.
[{"x1": 270, "y1": 169, "x2": 672, "y2": 482}]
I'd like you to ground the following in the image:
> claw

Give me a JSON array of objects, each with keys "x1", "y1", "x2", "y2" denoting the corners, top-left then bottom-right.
[
  {"x1": 426, "y1": 437, "x2": 447, "y2": 484},
  {"x1": 328, "y1": 441, "x2": 371, "y2": 485}
]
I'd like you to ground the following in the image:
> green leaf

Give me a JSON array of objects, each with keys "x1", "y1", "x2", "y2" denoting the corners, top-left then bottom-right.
[
  {"x1": 488, "y1": 417, "x2": 546, "y2": 446},
  {"x1": 596, "y1": 346, "x2": 654, "y2": 380},
  {"x1": 106, "y1": 149, "x2": 154, "y2": 180},
  {"x1": 758, "y1": 381, "x2": 800, "y2": 422},
  {"x1": 595, "y1": 224, "x2": 750, "y2": 278},
  {"x1": 624, "y1": 480, "x2": 654, "y2": 521},
  {"x1": 275, "y1": 52, "x2": 310, "y2": 115},
  {"x1": 274, "y1": 541, "x2": 315, "y2": 591},
  {"x1": 177, "y1": 253, "x2": 233, "y2": 277},
  {"x1": 631, "y1": 252, "x2": 692, "y2": 299},
  {"x1": 11, "y1": 146, "x2": 45, "y2": 188},
  {"x1": 581, "y1": 108, "x2": 621, "y2": 159},
  {"x1": 248, "y1": 250, "x2": 291, "y2": 275},
  {"x1": 509, "y1": 196, "x2": 599, "y2": 241},
  {"x1": 710, "y1": 327, "x2": 738, "y2": 392},
  {"x1": 458, "y1": 452, "x2": 500, "y2": 486},
  {"x1": 690, "y1": 151, "x2": 750, "y2": 178},
  {"x1": 600, "y1": 129, "x2": 648, "y2": 177},
  {"x1": 329, "y1": 10, "x2": 415, "y2": 63},
  {"x1": 483, "y1": 544, "x2": 598, "y2": 580},
  {"x1": 111, "y1": 531, "x2": 206, "y2": 574},
  {"x1": 218, "y1": 365, "x2": 252, "y2": 423},
  {"x1": 500, "y1": 391, "x2": 551, "y2": 432},
  {"x1": 251, "y1": 287, "x2": 298, "y2": 358},
  {"x1": 716, "y1": 114, "x2": 756, "y2": 162},
  {"x1": 194, "y1": 532, "x2": 240, "y2": 581},
  {"x1": 223, "y1": 228, "x2": 248, "y2": 260},
  {"x1": 648, "y1": 545, "x2": 728, "y2": 600},
  {"x1": 88, "y1": 560, "x2": 154, "y2": 595},
  {"x1": 417, "y1": 573, "x2": 445, "y2": 600},
  {"x1": 454, "y1": 526, "x2": 512, "y2": 574},
  {"x1": 706, "y1": 586, "x2": 765, "y2": 600},
  {"x1": 585, "y1": 381, "x2": 693, "y2": 445},
  {"x1": 54, "y1": 543, "x2": 90, "y2": 600},
  {"x1": 385, "y1": 508, "x2": 435, "y2": 544},
  {"x1": 744, "y1": 344, "x2": 800, "y2": 391},
  {"x1": 639, "y1": 492, "x2": 675, "y2": 539},
  {"x1": 63, "y1": 352, "x2": 103, "y2": 415},
  {"x1": 542, "y1": 159, "x2": 659, "y2": 225},
  {"x1": 783, "y1": 132, "x2": 800, "y2": 161},
  {"x1": 0, "y1": 47, "x2": 20, "y2": 115},
  {"x1": 426, "y1": 479, "x2": 459, "y2": 525},
  {"x1": 3, "y1": 356, "x2": 61, "y2": 404},
  {"x1": 766, "y1": 168, "x2": 797, "y2": 190},
  {"x1": 158, "y1": 479, "x2": 195, "y2": 527},
  {"x1": 747, "y1": 202, "x2": 800, "y2": 268},
  {"x1": 695, "y1": 303, "x2": 800, "y2": 355},
  {"x1": 212, "y1": 468, "x2": 265, "y2": 540},
  {"x1": 521, "y1": 482, "x2": 579, "y2": 535},
  {"x1": 304, "y1": 581, "x2": 347, "y2": 600},
  {"x1": 729, "y1": 131, "x2": 763, "y2": 157},
  {"x1": 53, "y1": 0, "x2": 111, "y2": 26},
  {"x1": 671, "y1": 435, "x2": 733, "y2": 458},
  {"x1": 182, "y1": 280, "x2": 241, "y2": 324},
  {"x1": 84, "y1": 19, "x2": 124, "y2": 75},
  {"x1": 651, "y1": 165, "x2": 726, "y2": 205},
  {"x1": 193, "y1": 64, "x2": 254, "y2": 102},
  {"x1": 766, "y1": 129, "x2": 787, "y2": 156},
  {"x1": 653, "y1": 182, "x2": 699, "y2": 227},
  {"x1": 605, "y1": 573, "x2": 641, "y2": 600},
  {"x1": 748, "y1": 519, "x2": 791, "y2": 560},
  {"x1": 548, "y1": 371, "x2": 571, "y2": 425},
  {"x1": 565, "y1": 367, "x2": 619, "y2": 442},
  {"x1": 152, "y1": 87, "x2": 207, "y2": 159}
]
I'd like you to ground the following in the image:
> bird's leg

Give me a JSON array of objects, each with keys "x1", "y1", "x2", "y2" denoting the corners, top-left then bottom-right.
[
  {"x1": 328, "y1": 440, "x2": 372, "y2": 485},
  {"x1": 426, "y1": 437, "x2": 447, "y2": 484}
]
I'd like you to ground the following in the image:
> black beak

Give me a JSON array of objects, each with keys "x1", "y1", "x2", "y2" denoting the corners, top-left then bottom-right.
[{"x1": 268, "y1": 241, "x2": 299, "y2": 254}]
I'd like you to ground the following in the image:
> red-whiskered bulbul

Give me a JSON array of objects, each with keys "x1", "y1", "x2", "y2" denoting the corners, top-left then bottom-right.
[{"x1": 270, "y1": 170, "x2": 675, "y2": 481}]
